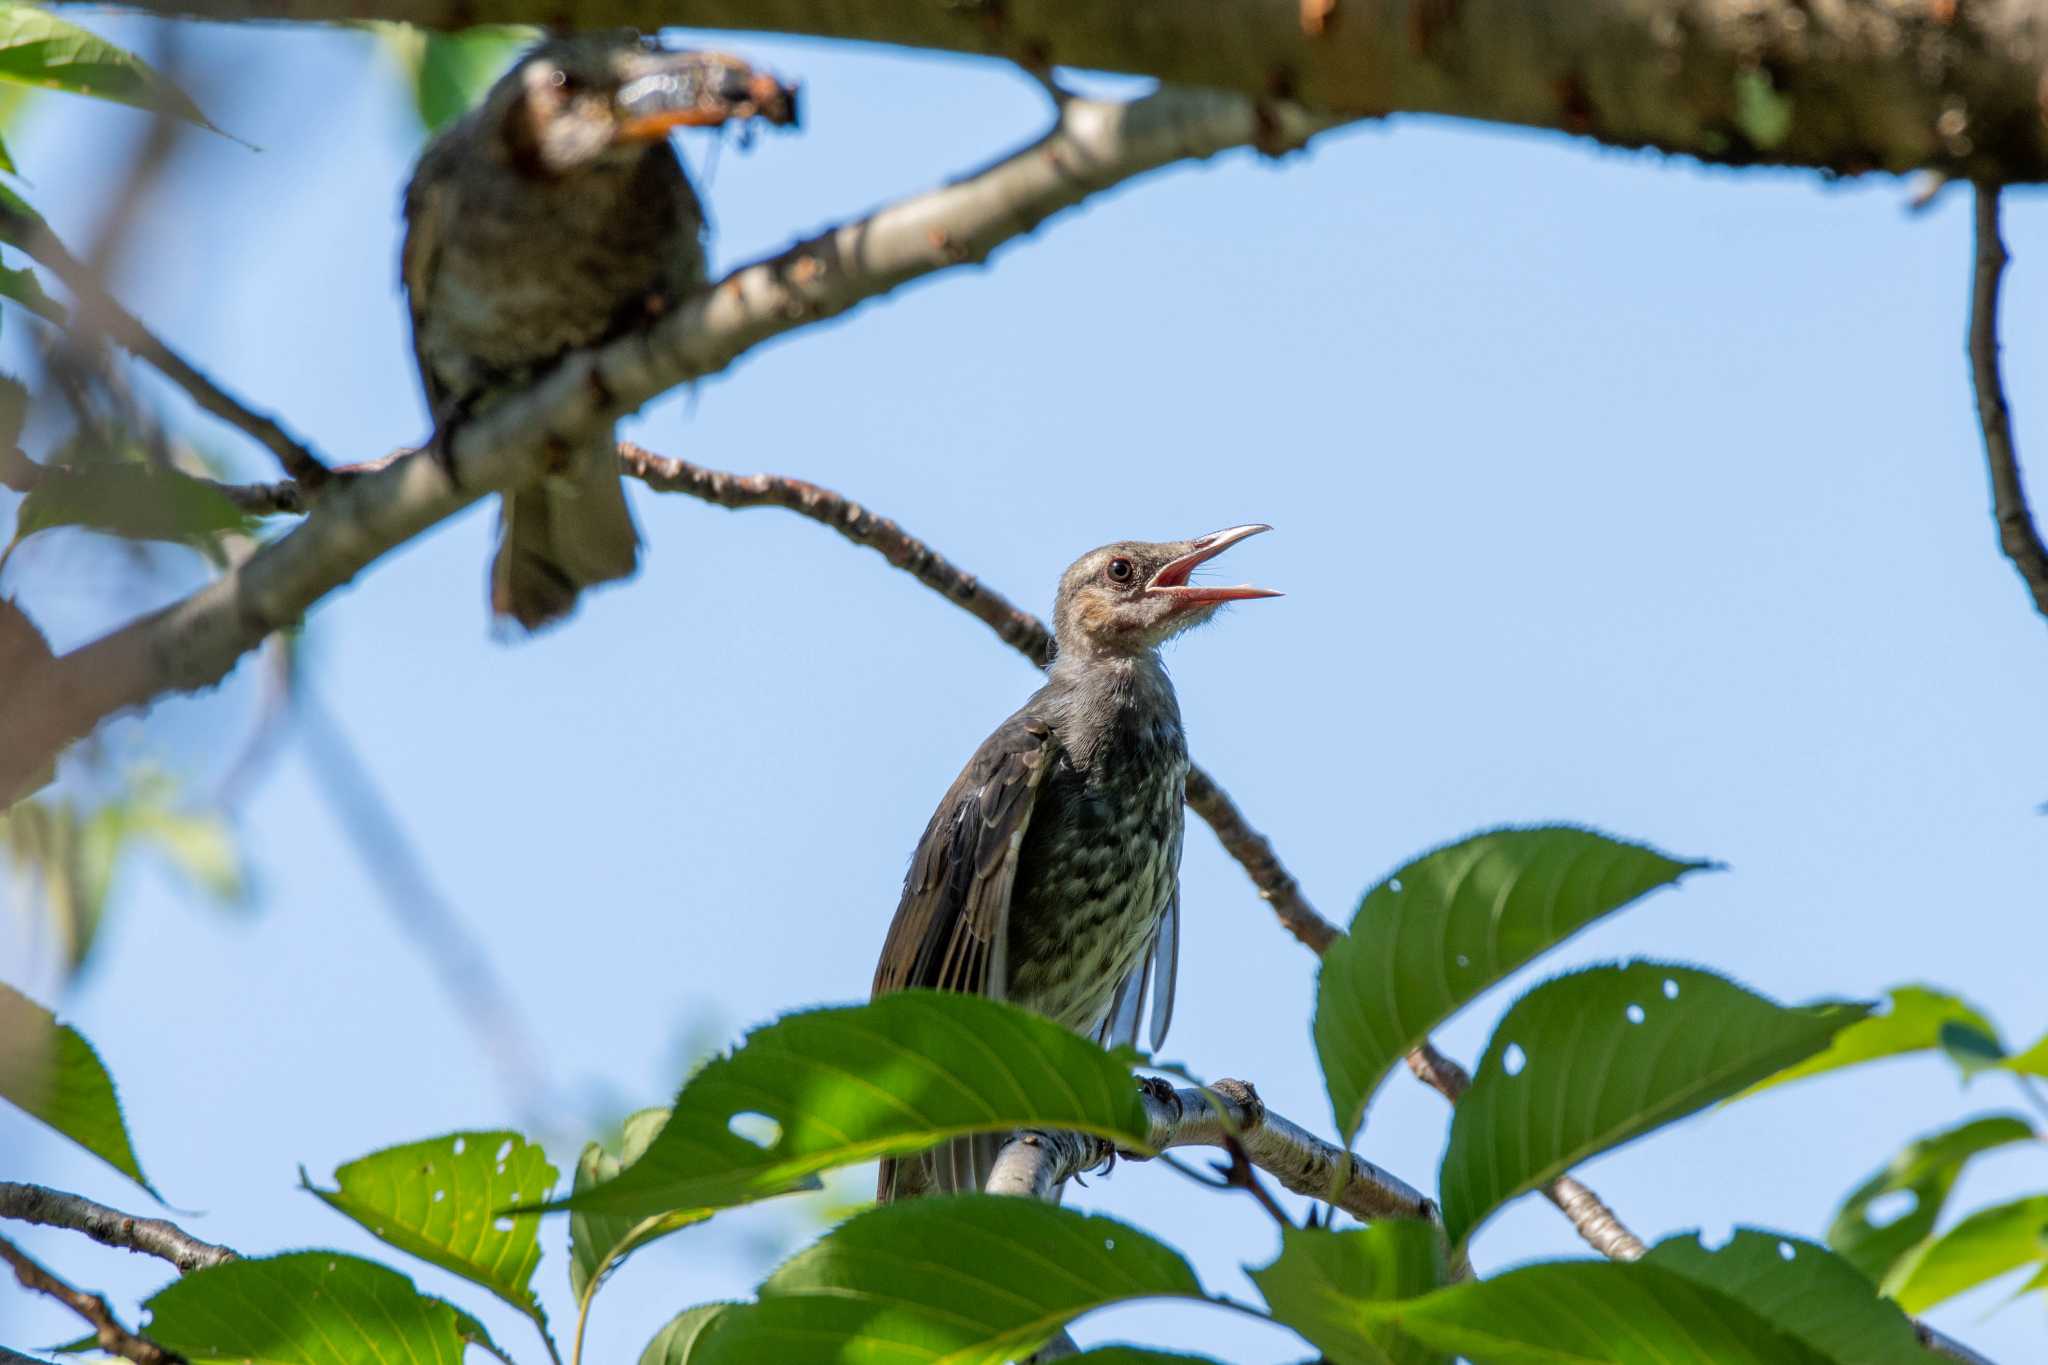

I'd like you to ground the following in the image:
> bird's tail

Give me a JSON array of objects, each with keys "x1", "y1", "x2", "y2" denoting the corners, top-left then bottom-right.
[{"x1": 490, "y1": 435, "x2": 640, "y2": 631}]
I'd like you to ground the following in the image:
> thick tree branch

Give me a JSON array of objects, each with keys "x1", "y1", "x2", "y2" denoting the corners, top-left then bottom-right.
[
  {"x1": 0, "y1": 1233, "x2": 180, "y2": 1365},
  {"x1": 1968, "y1": 183, "x2": 2048, "y2": 621},
  {"x1": 0, "y1": 202, "x2": 329, "y2": 487},
  {"x1": 983, "y1": 1078, "x2": 1434, "y2": 1225},
  {"x1": 0, "y1": 86, "x2": 1332, "y2": 798},
  {"x1": 0, "y1": 1183, "x2": 235, "y2": 1274},
  {"x1": 98, "y1": 0, "x2": 2048, "y2": 180}
]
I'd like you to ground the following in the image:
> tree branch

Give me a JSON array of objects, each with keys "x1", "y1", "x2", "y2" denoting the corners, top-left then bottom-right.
[
  {"x1": 0, "y1": 201, "x2": 329, "y2": 487},
  {"x1": 0, "y1": 1232, "x2": 180, "y2": 1365},
  {"x1": 984, "y1": 1078, "x2": 1434, "y2": 1224},
  {"x1": 95, "y1": 0, "x2": 2048, "y2": 181},
  {"x1": 0, "y1": 85, "x2": 1334, "y2": 800},
  {"x1": 1968, "y1": 183, "x2": 2048, "y2": 621},
  {"x1": 0, "y1": 1183, "x2": 235, "y2": 1275}
]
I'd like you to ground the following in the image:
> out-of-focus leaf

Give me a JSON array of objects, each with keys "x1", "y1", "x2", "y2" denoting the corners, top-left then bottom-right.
[
  {"x1": 693, "y1": 1197, "x2": 1204, "y2": 1365},
  {"x1": 2006, "y1": 1032, "x2": 2048, "y2": 1079},
  {"x1": 12, "y1": 460, "x2": 252, "y2": 548},
  {"x1": 570, "y1": 1107, "x2": 707, "y2": 1302},
  {"x1": 1440, "y1": 963, "x2": 1870, "y2": 1247},
  {"x1": 1885, "y1": 1195, "x2": 2048, "y2": 1313},
  {"x1": 142, "y1": 1252, "x2": 478, "y2": 1364},
  {"x1": 550, "y1": 993, "x2": 1148, "y2": 1219},
  {"x1": 1066, "y1": 1353, "x2": 1225, "y2": 1365},
  {"x1": 0, "y1": 4, "x2": 219, "y2": 130},
  {"x1": 0, "y1": 981, "x2": 158, "y2": 1195},
  {"x1": 0, "y1": 259, "x2": 60, "y2": 324},
  {"x1": 1828, "y1": 1114, "x2": 2038, "y2": 1284},
  {"x1": 0, "y1": 593, "x2": 53, "y2": 803},
  {"x1": 1315, "y1": 826, "x2": 1709, "y2": 1143},
  {"x1": 1372, "y1": 1258, "x2": 1833, "y2": 1364},
  {"x1": 1249, "y1": 1223, "x2": 1447, "y2": 1365},
  {"x1": 373, "y1": 22, "x2": 531, "y2": 133},
  {"x1": 304, "y1": 1130, "x2": 556, "y2": 1331},
  {"x1": 639, "y1": 1303, "x2": 737, "y2": 1365},
  {"x1": 1939, "y1": 1020, "x2": 2010, "y2": 1080},
  {"x1": 1741, "y1": 986, "x2": 2001, "y2": 1099},
  {"x1": 1646, "y1": 1229, "x2": 1927, "y2": 1364}
]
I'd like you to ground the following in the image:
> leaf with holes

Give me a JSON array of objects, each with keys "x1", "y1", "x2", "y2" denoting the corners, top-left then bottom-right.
[
  {"x1": 640, "y1": 1303, "x2": 738, "y2": 1364},
  {"x1": 1374, "y1": 1259, "x2": 1833, "y2": 1364},
  {"x1": 142, "y1": 1251, "x2": 484, "y2": 1364},
  {"x1": 303, "y1": 1130, "x2": 556, "y2": 1331},
  {"x1": 1827, "y1": 1113, "x2": 2037, "y2": 1283},
  {"x1": 1315, "y1": 826, "x2": 1709, "y2": 1142},
  {"x1": 693, "y1": 1196, "x2": 1204, "y2": 1365},
  {"x1": 1249, "y1": 1223, "x2": 1448, "y2": 1365},
  {"x1": 0, "y1": 982, "x2": 158, "y2": 1196},
  {"x1": 1738, "y1": 985, "x2": 2000, "y2": 1099},
  {"x1": 1440, "y1": 962, "x2": 1869, "y2": 1247},
  {"x1": 0, "y1": 4, "x2": 220, "y2": 130},
  {"x1": 549, "y1": 993, "x2": 1148, "y2": 1218},
  {"x1": 1646, "y1": 1230, "x2": 1927, "y2": 1364},
  {"x1": 1885, "y1": 1195, "x2": 2048, "y2": 1313}
]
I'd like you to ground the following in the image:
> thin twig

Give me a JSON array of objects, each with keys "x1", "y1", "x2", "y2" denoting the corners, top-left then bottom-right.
[
  {"x1": 0, "y1": 202, "x2": 328, "y2": 487},
  {"x1": 984, "y1": 1078, "x2": 1434, "y2": 1223},
  {"x1": 294, "y1": 687, "x2": 562, "y2": 1131},
  {"x1": 0, "y1": 1183, "x2": 235, "y2": 1274},
  {"x1": 1920, "y1": 1322, "x2": 1999, "y2": 1365},
  {"x1": 1968, "y1": 182, "x2": 2048, "y2": 620},
  {"x1": 0, "y1": 1232, "x2": 181, "y2": 1365}
]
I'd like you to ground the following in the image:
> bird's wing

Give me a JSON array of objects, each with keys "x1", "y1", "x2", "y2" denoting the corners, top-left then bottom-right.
[
  {"x1": 399, "y1": 137, "x2": 457, "y2": 412},
  {"x1": 873, "y1": 710, "x2": 1057, "y2": 1205},
  {"x1": 1097, "y1": 874, "x2": 1180, "y2": 1054},
  {"x1": 873, "y1": 711, "x2": 1058, "y2": 1003}
]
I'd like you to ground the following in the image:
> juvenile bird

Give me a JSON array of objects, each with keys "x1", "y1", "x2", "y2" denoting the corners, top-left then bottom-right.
[
  {"x1": 872, "y1": 525, "x2": 1278, "y2": 1201},
  {"x1": 402, "y1": 34, "x2": 795, "y2": 630}
]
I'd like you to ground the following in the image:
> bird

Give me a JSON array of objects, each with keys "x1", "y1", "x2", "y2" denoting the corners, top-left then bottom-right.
[
  {"x1": 401, "y1": 33, "x2": 796, "y2": 631},
  {"x1": 871, "y1": 524, "x2": 1279, "y2": 1201}
]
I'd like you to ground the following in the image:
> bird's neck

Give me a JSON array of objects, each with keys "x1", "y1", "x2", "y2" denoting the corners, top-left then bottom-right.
[{"x1": 1044, "y1": 648, "x2": 1180, "y2": 762}]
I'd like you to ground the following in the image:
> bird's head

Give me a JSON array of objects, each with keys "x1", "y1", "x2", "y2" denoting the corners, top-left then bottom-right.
[
  {"x1": 490, "y1": 33, "x2": 798, "y2": 177},
  {"x1": 1052, "y1": 524, "x2": 1279, "y2": 659}
]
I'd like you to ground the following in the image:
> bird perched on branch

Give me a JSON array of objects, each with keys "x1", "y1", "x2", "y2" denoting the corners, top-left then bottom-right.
[
  {"x1": 872, "y1": 525, "x2": 1279, "y2": 1201},
  {"x1": 402, "y1": 33, "x2": 797, "y2": 631}
]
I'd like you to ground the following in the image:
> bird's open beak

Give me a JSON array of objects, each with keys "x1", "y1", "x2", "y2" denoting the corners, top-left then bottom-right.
[
  {"x1": 1146, "y1": 524, "x2": 1281, "y2": 607},
  {"x1": 613, "y1": 53, "x2": 800, "y2": 143}
]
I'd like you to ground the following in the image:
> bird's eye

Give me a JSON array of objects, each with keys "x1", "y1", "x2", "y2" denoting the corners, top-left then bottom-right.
[
  {"x1": 1106, "y1": 557, "x2": 1134, "y2": 583},
  {"x1": 548, "y1": 68, "x2": 568, "y2": 88}
]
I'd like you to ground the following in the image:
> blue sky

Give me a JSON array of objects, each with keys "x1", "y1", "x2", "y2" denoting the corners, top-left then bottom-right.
[{"x1": 3, "y1": 16, "x2": 2046, "y2": 1361}]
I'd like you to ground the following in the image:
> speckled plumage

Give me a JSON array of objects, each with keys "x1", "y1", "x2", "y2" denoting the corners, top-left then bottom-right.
[{"x1": 872, "y1": 527, "x2": 1277, "y2": 1202}]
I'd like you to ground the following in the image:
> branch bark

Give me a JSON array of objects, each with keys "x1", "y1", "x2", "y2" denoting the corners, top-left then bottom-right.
[
  {"x1": 0, "y1": 1232, "x2": 181, "y2": 1365},
  {"x1": 0, "y1": 86, "x2": 1333, "y2": 798},
  {"x1": 0, "y1": 1183, "x2": 235, "y2": 1274},
  {"x1": 983, "y1": 1077, "x2": 1434, "y2": 1225},
  {"x1": 94, "y1": 0, "x2": 2048, "y2": 180},
  {"x1": 1968, "y1": 183, "x2": 2048, "y2": 622}
]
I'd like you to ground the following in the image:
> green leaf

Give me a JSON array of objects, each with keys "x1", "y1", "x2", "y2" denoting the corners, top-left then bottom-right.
[
  {"x1": 551, "y1": 993, "x2": 1149, "y2": 1219},
  {"x1": 1440, "y1": 962, "x2": 1871, "y2": 1247},
  {"x1": 1827, "y1": 1113, "x2": 2038, "y2": 1284},
  {"x1": 1249, "y1": 1223, "x2": 1448, "y2": 1365},
  {"x1": 1315, "y1": 826, "x2": 1709, "y2": 1142},
  {"x1": 0, "y1": 981, "x2": 158, "y2": 1196},
  {"x1": 11, "y1": 460, "x2": 253, "y2": 549},
  {"x1": 640, "y1": 1303, "x2": 738, "y2": 1365},
  {"x1": 1938, "y1": 1020, "x2": 2009, "y2": 1080},
  {"x1": 1739, "y1": 985, "x2": 2001, "y2": 1099},
  {"x1": 570, "y1": 1107, "x2": 705, "y2": 1299},
  {"x1": 303, "y1": 1130, "x2": 556, "y2": 1332},
  {"x1": 1645, "y1": 1229, "x2": 1927, "y2": 1364},
  {"x1": 1885, "y1": 1195, "x2": 2048, "y2": 1313},
  {"x1": 1732, "y1": 69, "x2": 1794, "y2": 151},
  {"x1": 142, "y1": 1251, "x2": 478, "y2": 1364},
  {"x1": 372, "y1": 22, "x2": 532, "y2": 133},
  {"x1": 0, "y1": 4, "x2": 219, "y2": 131},
  {"x1": 694, "y1": 1197, "x2": 1204, "y2": 1365},
  {"x1": 1373, "y1": 1259, "x2": 1834, "y2": 1364},
  {"x1": 0, "y1": 260, "x2": 60, "y2": 324},
  {"x1": 2006, "y1": 1032, "x2": 2048, "y2": 1079}
]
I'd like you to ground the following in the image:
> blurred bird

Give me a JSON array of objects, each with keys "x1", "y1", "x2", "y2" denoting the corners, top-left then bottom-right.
[
  {"x1": 872, "y1": 525, "x2": 1279, "y2": 1201},
  {"x1": 402, "y1": 33, "x2": 797, "y2": 631}
]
